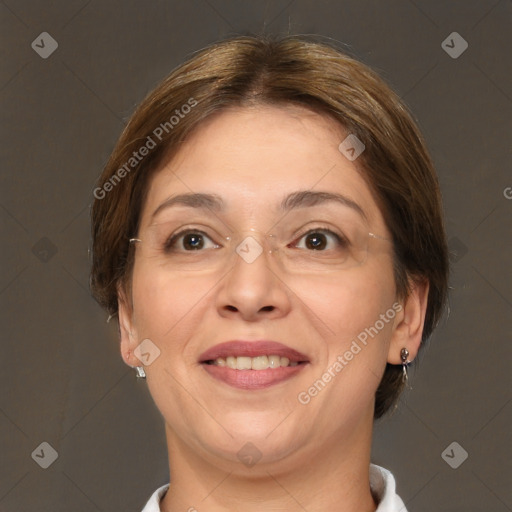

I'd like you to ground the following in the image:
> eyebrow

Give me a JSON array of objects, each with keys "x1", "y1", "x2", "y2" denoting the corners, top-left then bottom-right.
[
  {"x1": 151, "y1": 193, "x2": 224, "y2": 218},
  {"x1": 281, "y1": 190, "x2": 366, "y2": 220},
  {"x1": 151, "y1": 190, "x2": 366, "y2": 220}
]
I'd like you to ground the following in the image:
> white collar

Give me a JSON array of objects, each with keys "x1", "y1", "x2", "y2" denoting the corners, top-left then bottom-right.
[{"x1": 141, "y1": 463, "x2": 407, "y2": 512}]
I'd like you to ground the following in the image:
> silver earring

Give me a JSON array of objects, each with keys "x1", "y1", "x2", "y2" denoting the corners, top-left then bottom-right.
[
  {"x1": 135, "y1": 366, "x2": 146, "y2": 379},
  {"x1": 400, "y1": 347, "x2": 410, "y2": 383},
  {"x1": 106, "y1": 312, "x2": 117, "y2": 323}
]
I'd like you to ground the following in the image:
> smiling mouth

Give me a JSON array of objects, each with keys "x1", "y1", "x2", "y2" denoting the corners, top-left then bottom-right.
[
  {"x1": 198, "y1": 340, "x2": 310, "y2": 389},
  {"x1": 200, "y1": 355, "x2": 309, "y2": 390},
  {"x1": 202, "y1": 355, "x2": 307, "y2": 370}
]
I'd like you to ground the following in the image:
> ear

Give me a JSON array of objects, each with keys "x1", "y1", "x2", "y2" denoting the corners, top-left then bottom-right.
[
  {"x1": 117, "y1": 282, "x2": 140, "y2": 368},
  {"x1": 387, "y1": 278, "x2": 430, "y2": 364}
]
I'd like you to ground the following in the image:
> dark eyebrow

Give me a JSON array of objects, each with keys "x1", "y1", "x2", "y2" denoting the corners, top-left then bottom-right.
[
  {"x1": 152, "y1": 193, "x2": 224, "y2": 218},
  {"x1": 151, "y1": 190, "x2": 366, "y2": 220},
  {"x1": 280, "y1": 190, "x2": 367, "y2": 220}
]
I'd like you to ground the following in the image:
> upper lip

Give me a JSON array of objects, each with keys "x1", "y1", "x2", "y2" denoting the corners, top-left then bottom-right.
[{"x1": 198, "y1": 340, "x2": 310, "y2": 363}]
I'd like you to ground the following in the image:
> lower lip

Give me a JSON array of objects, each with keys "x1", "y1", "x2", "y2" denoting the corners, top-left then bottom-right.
[{"x1": 201, "y1": 363, "x2": 308, "y2": 390}]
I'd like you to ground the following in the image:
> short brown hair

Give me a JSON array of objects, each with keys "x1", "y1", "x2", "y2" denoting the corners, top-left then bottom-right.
[{"x1": 90, "y1": 34, "x2": 449, "y2": 418}]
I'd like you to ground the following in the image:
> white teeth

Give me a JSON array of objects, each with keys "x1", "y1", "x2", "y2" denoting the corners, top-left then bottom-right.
[
  {"x1": 212, "y1": 354, "x2": 300, "y2": 369},
  {"x1": 268, "y1": 355, "x2": 281, "y2": 368},
  {"x1": 236, "y1": 356, "x2": 252, "y2": 370},
  {"x1": 252, "y1": 355, "x2": 269, "y2": 370}
]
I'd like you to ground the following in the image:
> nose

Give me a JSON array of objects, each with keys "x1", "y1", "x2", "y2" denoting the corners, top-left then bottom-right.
[{"x1": 215, "y1": 232, "x2": 292, "y2": 322}]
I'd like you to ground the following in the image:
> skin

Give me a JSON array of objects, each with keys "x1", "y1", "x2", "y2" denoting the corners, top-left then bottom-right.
[{"x1": 118, "y1": 104, "x2": 429, "y2": 512}]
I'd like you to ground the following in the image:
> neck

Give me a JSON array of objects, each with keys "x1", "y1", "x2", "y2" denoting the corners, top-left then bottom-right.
[{"x1": 160, "y1": 412, "x2": 377, "y2": 512}]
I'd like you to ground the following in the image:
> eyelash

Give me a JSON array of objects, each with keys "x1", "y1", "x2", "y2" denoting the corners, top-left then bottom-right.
[
  {"x1": 291, "y1": 227, "x2": 349, "y2": 249},
  {"x1": 163, "y1": 228, "x2": 213, "y2": 252},
  {"x1": 163, "y1": 226, "x2": 348, "y2": 252}
]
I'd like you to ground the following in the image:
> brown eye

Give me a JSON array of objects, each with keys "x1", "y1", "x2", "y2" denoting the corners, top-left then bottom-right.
[
  {"x1": 182, "y1": 233, "x2": 205, "y2": 250},
  {"x1": 305, "y1": 232, "x2": 327, "y2": 250},
  {"x1": 293, "y1": 229, "x2": 347, "y2": 251},
  {"x1": 164, "y1": 229, "x2": 218, "y2": 252}
]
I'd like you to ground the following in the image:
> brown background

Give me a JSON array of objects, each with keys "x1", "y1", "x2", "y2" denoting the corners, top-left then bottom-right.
[{"x1": 1, "y1": 1, "x2": 511, "y2": 510}]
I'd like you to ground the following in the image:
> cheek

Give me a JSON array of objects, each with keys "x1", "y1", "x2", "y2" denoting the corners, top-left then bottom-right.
[
  {"x1": 296, "y1": 262, "x2": 396, "y2": 338},
  {"x1": 296, "y1": 271, "x2": 396, "y2": 418},
  {"x1": 296, "y1": 260, "x2": 397, "y2": 397},
  {"x1": 130, "y1": 262, "x2": 214, "y2": 343}
]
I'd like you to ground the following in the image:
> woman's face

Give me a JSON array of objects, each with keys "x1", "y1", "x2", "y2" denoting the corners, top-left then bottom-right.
[{"x1": 120, "y1": 104, "x2": 401, "y2": 472}]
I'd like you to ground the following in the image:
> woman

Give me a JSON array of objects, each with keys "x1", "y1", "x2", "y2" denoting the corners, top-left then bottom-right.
[{"x1": 91, "y1": 34, "x2": 449, "y2": 512}]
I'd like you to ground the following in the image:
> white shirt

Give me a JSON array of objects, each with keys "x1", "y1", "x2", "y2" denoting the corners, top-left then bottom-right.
[{"x1": 141, "y1": 463, "x2": 407, "y2": 511}]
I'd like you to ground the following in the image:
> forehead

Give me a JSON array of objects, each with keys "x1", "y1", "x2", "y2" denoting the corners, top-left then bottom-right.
[{"x1": 140, "y1": 105, "x2": 384, "y2": 229}]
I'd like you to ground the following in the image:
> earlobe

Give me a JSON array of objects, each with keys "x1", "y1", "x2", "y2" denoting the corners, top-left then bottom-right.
[
  {"x1": 117, "y1": 284, "x2": 139, "y2": 368},
  {"x1": 387, "y1": 278, "x2": 429, "y2": 365}
]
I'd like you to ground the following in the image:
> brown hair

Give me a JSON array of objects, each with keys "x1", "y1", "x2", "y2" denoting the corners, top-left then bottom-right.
[{"x1": 90, "y1": 34, "x2": 449, "y2": 418}]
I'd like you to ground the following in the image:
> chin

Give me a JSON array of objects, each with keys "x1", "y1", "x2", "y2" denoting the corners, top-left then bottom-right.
[
  {"x1": 204, "y1": 435, "x2": 302, "y2": 472},
  {"x1": 191, "y1": 414, "x2": 305, "y2": 465}
]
